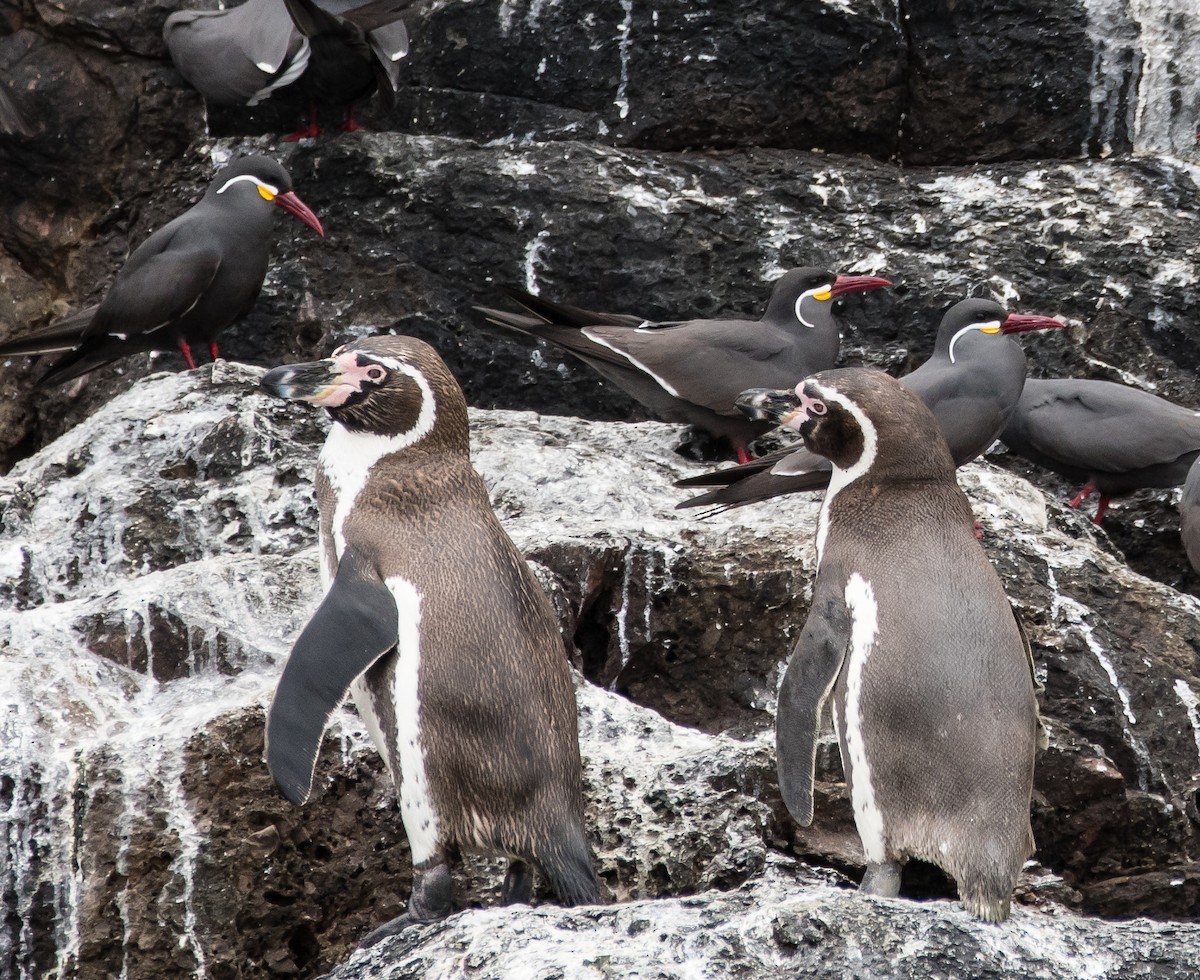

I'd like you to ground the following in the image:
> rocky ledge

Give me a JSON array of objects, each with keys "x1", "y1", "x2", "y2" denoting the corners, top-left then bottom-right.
[{"x1": 1, "y1": 361, "x2": 1198, "y2": 978}]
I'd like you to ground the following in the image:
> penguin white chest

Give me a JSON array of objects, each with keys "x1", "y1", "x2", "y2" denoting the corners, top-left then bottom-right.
[
  {"x1": 317, "y1": 422, "x2": 443, "y2": 866},
  {"x1": 841, "y1": 572, "x2": 886, "y2": 864},
  {"x1": 348, "y1": 576, "x2": 442, "y2": 867}
]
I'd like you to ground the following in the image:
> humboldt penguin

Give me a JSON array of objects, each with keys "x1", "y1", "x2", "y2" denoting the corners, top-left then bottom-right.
[
  {"x1": 677, "y1": 297, "x2": 1065, "y2": 512},
  {"x1": 0, "y1": 155, "x2": 323, "y2": 387},
  {"x1": 474, "y1": 267, "x2": 891, "y2": 462},
  {"x1": 259, "y1": 335, "x2": 600, "y2": 943},
  {"x1": 739, "y1": 368, "x2": 1039, "y2": 921},
  {"x1": 1000, "y1": 377, "x2": 1200, "y2": 523}
]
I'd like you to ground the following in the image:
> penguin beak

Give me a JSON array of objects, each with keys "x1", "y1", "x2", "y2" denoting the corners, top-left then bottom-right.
[
  {"x1": 261, "y1": 358, "x2": 355, "y2": 407},
  {"x1": 736, "y1": 387, "x2": 804, "y2": 426},
  {"x1": 830, "y1": 274, "x2": 892, "y2": 298},
  {"x1": 273, "y1": 191, "x2": 325, "y2": 237},
  {"x1": 1000, "y1": 312, "x2": 1066, "y2": 334}
]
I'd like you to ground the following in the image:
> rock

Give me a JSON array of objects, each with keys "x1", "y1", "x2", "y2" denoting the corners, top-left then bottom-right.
[
  {"x1": 323, "y1": 861, "x2": 1200, "y2": 980},
  {"x1": 2, "y1": 0, "x2": 1200, "y2": 976},
  {"x1": 1, "y1": 363, "x2": 1200, "y2": 977}
]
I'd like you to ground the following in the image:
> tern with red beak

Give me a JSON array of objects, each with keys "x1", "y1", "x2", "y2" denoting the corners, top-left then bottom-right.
[
  {"x1": 475, "y1": 267, "x2": 891, "y2": 462},
  {"x1": 678, "y1": 297, "x2": 1066, "y2": 512},
  {"x1": 0, "y1": 155, "x2": 324, "y2": 386}
]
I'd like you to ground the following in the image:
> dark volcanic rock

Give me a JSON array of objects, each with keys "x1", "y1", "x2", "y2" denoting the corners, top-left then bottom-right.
[
  {"x1": 899, "y1": 0, "x2": 1094, "y2": 163},
  {"x1": 4, "y1": 365, "x2": 1200, "y2": 979},
  {"x1": 2, "y1": 0, "x2": 1200, "y2": 977}
]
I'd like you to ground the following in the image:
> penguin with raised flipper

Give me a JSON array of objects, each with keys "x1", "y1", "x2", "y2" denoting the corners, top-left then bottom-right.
[
  {"x1": 260, "y1": 335, "x2": 600, "y2": 944},
  {"x1": 738, "y1": 367, "x2": 1040, "y2": 921}
]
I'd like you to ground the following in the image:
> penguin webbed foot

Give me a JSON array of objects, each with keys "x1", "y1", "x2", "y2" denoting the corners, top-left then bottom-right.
[
  {"x1": 501, "y1": 859, "x2": 533, "y2": 905},
  {"x1": 357, "y1": 858, "x2": 455, "y2": 949},
  {"x1": 859, "y1": 861, "x2": 902, "y2": 898}
]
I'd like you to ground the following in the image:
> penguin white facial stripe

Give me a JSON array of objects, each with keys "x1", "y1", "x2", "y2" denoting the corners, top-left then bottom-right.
[
  {"x1": 319, "y1": 361, "x2": 438, "y2": 557},
  {"x1": 216, "y1": 174, "x2": 280, "y2": 197},
  {"x1": 814, "y1": 385, "x2": 878, "y2": 565},
  {"x1": 582, "y1": 328, "x2": 681, "y2": 397},
  {"x1": 843, "y1": 573, "x2": 886, "y2": 864},
  {"x1": 947, "y1": 321, "x2": 1002, "y2": 364},
  {"x1": 794, "y1": 284, "x2": 834, "y2": 328},
  {"x1": 386, "y1": 575, "x2": 442, "y2": 866}
]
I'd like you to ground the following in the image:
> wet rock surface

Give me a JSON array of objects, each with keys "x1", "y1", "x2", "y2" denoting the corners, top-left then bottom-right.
[
  {"x1": 1, "y1": 0, "x2": 1200, "y2": 977},
  {"x1": 1, "y1": 364, "x2": 1199, "y2": 977}
]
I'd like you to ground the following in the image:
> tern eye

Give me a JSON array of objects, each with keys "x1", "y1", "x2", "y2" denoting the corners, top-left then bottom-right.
[
  {"x1": 365, "y1": 366, "x2": 387, "y2": 382},
  {"x1": 810, "y1": 400, "x2": 827, "y2": 416}
]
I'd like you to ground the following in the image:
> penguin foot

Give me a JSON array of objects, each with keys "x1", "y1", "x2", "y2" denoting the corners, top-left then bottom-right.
[
  {"x1": 357, "y1": 913, "x2": 419, "y2": 950},
  {"x1": 282, "y1": 123, "x2": 322, "y2": 142},
  {"x1": 859, "y1": 861, "x2": 902, "y2": 897},
  {"x1": 501, "y1": 859, "x2": 533, "y2": 905}
]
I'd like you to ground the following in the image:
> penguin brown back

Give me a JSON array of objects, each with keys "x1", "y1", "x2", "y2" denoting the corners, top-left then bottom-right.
[
  {"x1": 738, "y1": 367, "x2": 1039, "y2": 921},
  {"x1": 260, "y1": 335, "x2": 600, "y2": 944}
]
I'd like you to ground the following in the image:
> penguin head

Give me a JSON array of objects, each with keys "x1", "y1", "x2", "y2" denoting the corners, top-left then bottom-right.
[
  {"x1": 767, "y1": 267, "x2": 891, "y2": 330},
  {"x1": 261, "y1": 336, "x2": 469, "y2": 454},
  {"x1": 208, "y1": 155, "x2": 324, "y2": 237},
  {"x1": 737, "y1": 368, "x2": 954, "y2": 480},
  {"x1": 938, "y1": 298, "x2": 1064, "y2": 364}
]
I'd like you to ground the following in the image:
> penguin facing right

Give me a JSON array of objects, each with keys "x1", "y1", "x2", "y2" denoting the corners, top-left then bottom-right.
[
  {"x1": 259, "y1": 335, "x2": 600, "y2": 946},
  {"x1": 738, "y1": 367, "x2": 1040, "y2": 921}
]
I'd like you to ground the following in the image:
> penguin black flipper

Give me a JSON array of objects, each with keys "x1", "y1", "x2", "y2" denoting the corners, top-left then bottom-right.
[
  {"x1": 267, "y1": 546, "x2": 399, "y2": 805},
  {"x1": 775, "y1": 590, "x2": 851, "y2": 826}
]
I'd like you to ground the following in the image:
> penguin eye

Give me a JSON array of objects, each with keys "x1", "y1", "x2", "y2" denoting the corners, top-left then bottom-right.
[
  {"x1": 809, "y1": 400, "x2": 827, "y2": 416},
  {"x1": 364, "y1": 366, "x2": 387, "y2": 383}
]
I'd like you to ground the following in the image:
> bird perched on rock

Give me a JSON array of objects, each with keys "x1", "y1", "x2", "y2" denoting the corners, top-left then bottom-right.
[
  {"x1": 475, "y1": 267, "x2": 891, "y2": 463},
  {"x1": 280, "y1": 0, "x2": 411, "y2": 138},
  {"x1": 677, "y1": 297, "x2": 1065, "y2": 512},
  {"x1": 0, "y1": 155, "x2": 323, "y2": 387},
  {"x1": 742, "y1": 367, "x2": 1040, "y2": 921},
  {"x1": 164, "y1": 0, "x2": 308, "y2": 107},
  {"x1": 1000, "y1": 378, "x2": 1200, "y2": 523},
  {"x1": 259, "y1": 336, "x2": 600, "y2": 942},
  {"x1": 164, "y1": 0, "x2": 410, "y2": 138}
]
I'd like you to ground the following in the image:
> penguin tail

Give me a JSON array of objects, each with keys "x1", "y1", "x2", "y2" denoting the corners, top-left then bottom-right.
[
  {"x1": 533, "y1": 823, "x2": 602, "y2": 907},
  {"x1": 960, "y1": 888, "x2": 1012, "y2": 923},
  {"x1": 954, "y1": 856, "x2": 1021, "y2": 923}
]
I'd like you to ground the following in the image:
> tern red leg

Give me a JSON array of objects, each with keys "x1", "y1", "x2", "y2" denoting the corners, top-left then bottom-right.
[
  {"x1": 178, "y1": 338, "x2": 197, "y2": 370},
  {"x1": 1068, "y1": 482, "x2": 1096, "y2": 509},
  {"x1": 209, "y1": 342, "x2": 220, "y2": 362},
  {"x1": 284, "y1": 101, "x2": 322, "y2": 142},
  {"x1": 339, "y1": 108, "x2": 363, "y2": 133},
  {"x1": 736, "y1": 446, "x2": 753, "y2": 465},
  {"x1": 1093, "y1": 496, "x2": 1110, "y2": 524}
]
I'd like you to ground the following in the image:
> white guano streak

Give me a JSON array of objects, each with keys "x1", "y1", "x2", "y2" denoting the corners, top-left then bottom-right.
[
  {"x1": 843, "y1": 572, "x2": 885, "y2": 864},
  {"x1": 815, "y1": 387, "x2": 878, "y2": 565},
  {"x1": 318, "y1": 363, "x2": 436, "y2": 559},
  {"x1": 1174, "y1": 679, "x2": 1200, "y2": 765}
]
